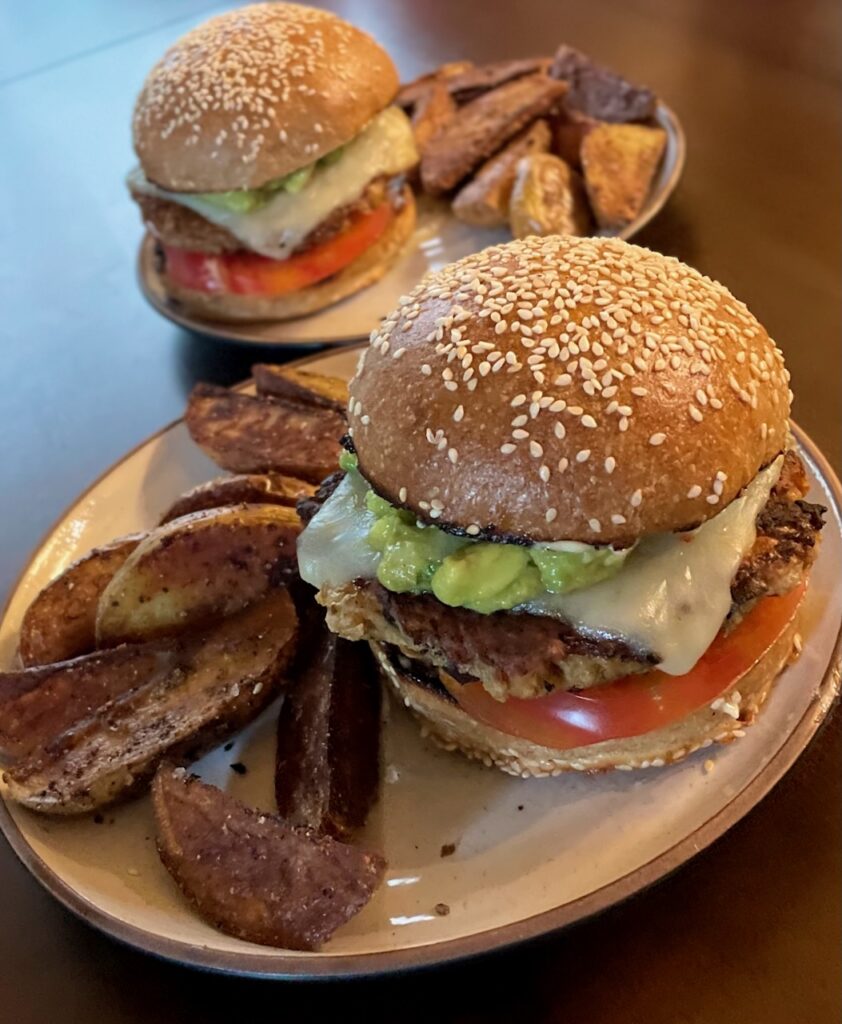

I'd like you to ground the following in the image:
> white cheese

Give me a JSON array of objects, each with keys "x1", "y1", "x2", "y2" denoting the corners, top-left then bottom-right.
[
  {"x1": 298, "y1": 458, "x2": 783, "y2": 676},
  {"x1": 127, "y1": 106, "x2": 418, "y2": 259}
]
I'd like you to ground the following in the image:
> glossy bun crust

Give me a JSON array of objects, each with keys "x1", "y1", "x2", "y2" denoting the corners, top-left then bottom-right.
[
  {"x1": 372, "y1": 600, "x2": 802, "y2": 775},
  {"x1": 157, "y1": 190, "x2": 415, "y2": 322},
  {"x1": 133, "y1": 3, "x2": 399, "y2": 192},
  {"x1": 348, "y1": 236, "x2": 791, "y2": 545}
]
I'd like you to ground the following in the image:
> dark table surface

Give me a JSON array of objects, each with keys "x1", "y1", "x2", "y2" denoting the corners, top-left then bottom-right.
[{"x1": 1, "y1": 1, "x2": 839, "y2": 1020}]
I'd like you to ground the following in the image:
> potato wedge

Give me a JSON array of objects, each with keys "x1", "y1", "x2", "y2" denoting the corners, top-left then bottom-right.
[
  {"x1": 186, "y1": 383, "x2": 343, "y2": 483},
  {"x1": 452, "y1": 119, "x2": 551, "y2": 227},
  {"x1": 2, "y1": 589, "x2": 298, "y2": 813},
  {"x1": 0, "y1": 642, "x2": 175, "y2": 761},
  {"x1": 18, "y1": 534, "x2": 144, "y2": 667},
  {"x1": 252, "y1": 364, "x2": 348, "y2": 415},
  {"x1": 550, "y1": 45, "x2": 656, "y2": 123},
  {"x1": 396, "y1": 61, "x2": 475, "y2": 110},
  {"x1": 581, "y1": 123, "x2": 667, "y2": 228},
  {"x1": 509, "y1": 153, "x2": 591, "y2": 238},
  {"x1": 159, "y1": 474, "x2": 315, "y2": 525},
  {"x1": 411, "y1": 82, "x2": 456, "y2": 156},
  {"x1": 96, "y1": 504, "x2": 300, "y2": 647},
  {"x1": 552, "y1": 110, "x2": 598, "y2": 169},
  {"x1": 153, "y1": 766, "x2": 385, "y2": 950},
  {"x1": 275, "y1": 622, "x2": 381, "y2": 839}
]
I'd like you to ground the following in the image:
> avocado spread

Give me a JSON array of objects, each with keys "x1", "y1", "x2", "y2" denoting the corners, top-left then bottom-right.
[{"x1": 340, "y1": 454, "x2": 629, "y2": 614}]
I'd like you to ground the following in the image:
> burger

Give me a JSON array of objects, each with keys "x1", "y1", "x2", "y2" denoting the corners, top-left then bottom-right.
[
  {"x1": 128, "y1": 3, "x2": 418, "y2": 322},
  {"x1": 298, "y1": 235, "x2": 825, "y2": 775}
]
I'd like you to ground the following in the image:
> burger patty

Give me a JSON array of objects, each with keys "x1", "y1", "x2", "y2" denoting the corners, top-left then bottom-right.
[
  {"x1": 311, "y1": 450, "x2": 825, "y2": 700},
  {"x1": 134, "y1": 175, "x2": 400, "y2": 256}
]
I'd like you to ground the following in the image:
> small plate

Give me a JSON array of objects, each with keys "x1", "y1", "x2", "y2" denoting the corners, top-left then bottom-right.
[
  {"x1": 137, "y1": 103, "x2": 686, "y2": 347},
  {"x1": 1, "y1": 347, "x2": 839, "y2": 980}
]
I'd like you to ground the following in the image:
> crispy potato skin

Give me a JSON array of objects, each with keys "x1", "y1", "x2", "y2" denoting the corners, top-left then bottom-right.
[
  {"x1": 252, "y1": 364, "x2": 349, "y2": 415},
  {"x1": 153, "y1": 766, "x2": 385, "y2": 950},
  {"x1": 581, "y1": 123, "x2": 667, "y2": 228},
  {"x1": 508, "y1": 152, "x2": 591, "y2": 238},
  {"x1": 2, "y1": 590, "x2": 298, "y2": 814},
  {"x1": 18, "y1": 534, "x2": 144, "y2": 667},
  {"x1": 96, "y1": 504, "x2": 300, "y2": 647},
  {"x1": 158, "y1": 473, "x2": 315, "y2": 525},
  {"x1": 186, "y1": 383, "x2": 343, "y2": 483},
  {"x1": 275, "y1": 622, "x2": 381, "y2": 839}
]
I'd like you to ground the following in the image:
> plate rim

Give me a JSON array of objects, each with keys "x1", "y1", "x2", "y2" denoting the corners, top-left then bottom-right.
[
  {"x1": 136, "y1": 101, "x2": 686, "y2": 348},
  {"x1": 0, "y1": 362, "x2": 838, "y2": 980}
]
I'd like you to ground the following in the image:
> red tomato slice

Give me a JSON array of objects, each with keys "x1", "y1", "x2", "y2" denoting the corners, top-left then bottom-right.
[
  {"x1": 445, "y1": 585, "x2": 805, "y2": 750},
  {"x1": 162, "y1": 201, "x2": 394, "y2": 298}
]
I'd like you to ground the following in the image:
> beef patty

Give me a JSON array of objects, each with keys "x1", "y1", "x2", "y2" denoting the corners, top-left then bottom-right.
[{"x1": 134, "y1": 175, "x2": 401, "y2": 257}]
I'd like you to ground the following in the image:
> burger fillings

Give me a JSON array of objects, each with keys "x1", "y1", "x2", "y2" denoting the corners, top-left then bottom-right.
[{"x1": 297, "y1": 236, "x2": 824, "y2": 773}]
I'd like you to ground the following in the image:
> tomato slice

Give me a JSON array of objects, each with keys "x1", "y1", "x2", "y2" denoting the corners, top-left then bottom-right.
[
  {"x1": 445, "y1": 585, "x2": 805, "y2": 750},
  {"x1": 162, "y1": 201, "x2": 394, "y2": 298}
]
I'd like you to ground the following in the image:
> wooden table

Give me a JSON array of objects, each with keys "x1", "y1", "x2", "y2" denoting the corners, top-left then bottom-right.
[{"x1": 1, "y1": 2, "x2": 839, "y2": 1020}]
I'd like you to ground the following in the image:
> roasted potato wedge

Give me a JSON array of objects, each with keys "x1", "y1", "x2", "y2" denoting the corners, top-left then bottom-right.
[
  {"x1": 276, "y1": 622, "x2": 381, "y2": 839},
  {"x1": 0, "y1": 642, "x2": 175, "y2": 761},
  {"x1": 396, "y1": 61, "x2": 475, "y2": 110},
  {"x1": 252, "y1": 364, "x2": 348, "y2": 415},
  {"x1": 96, "y1": 504, "x2": 300, "y2": 647},
  {"x1": 153, "y1": 766, "x2": 385, "y2": 950},
  {"x1": 2, "y1": 589, "x2": 298, "y2": 814},
  {"x1": 159, "y1": 473, "x2": 315, "y2": 525},
  {"x1": 452, "y1": 119, "x2": 551, "y2": 227},
  {"x1": 509, "y1": 152, "x2": 591, "y2": 238},
  {"x1": 420, "y1": 73, "x2": 567, "y2": 195},
  {"x1": 18, "y1": 534, "x2": 144, "y2": 667},
  {"x1": 186, "y1": 383, "x2": 343, "y2": 483},
  {"x1": 410, "y1": 82, "x2": 456, "y2": 156},
  {"x1": 552, "y1": 110, "x2": 598, "y2": 169},
  {"x1": 581, "y1": 123, "x2": 667, "y2": 228}
]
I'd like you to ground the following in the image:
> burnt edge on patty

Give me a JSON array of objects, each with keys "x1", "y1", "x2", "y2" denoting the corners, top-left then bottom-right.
[
  {"x1": 136, "y1": 175, "x2": 406, "y2": 259},
  {"x1": 306, "y1": 450, "x2": 825, "y2": 698}
]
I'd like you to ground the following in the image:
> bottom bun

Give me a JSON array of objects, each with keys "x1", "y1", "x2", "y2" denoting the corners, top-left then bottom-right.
[
  {"x1": 161, "y1": 189, "x2": 416, "y2": 323},
  {"x1": 371, "y1": 604, "x2": 803, "y2": 776}
]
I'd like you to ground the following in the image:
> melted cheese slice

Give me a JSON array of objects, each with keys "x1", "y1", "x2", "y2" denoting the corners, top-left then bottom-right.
[
  {"x1": 127, "y1": 107, "x2": 418, "y2": 259},
  {"x1": 298, "y1": 459, "x2": 782, "y2": 676}
]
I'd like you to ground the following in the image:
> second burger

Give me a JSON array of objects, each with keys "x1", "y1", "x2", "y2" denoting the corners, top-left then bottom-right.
[{"x1": 128, "y1": 2, "x2": 418, "y2": 321}]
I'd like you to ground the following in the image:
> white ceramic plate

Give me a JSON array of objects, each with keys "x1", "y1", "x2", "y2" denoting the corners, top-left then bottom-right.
[
  {"x1": 137, "y1": 103, "x2": 686, "y2": 347},
  {"x1": 1, "y1": 346, "x2": 839, "y2": 980}
]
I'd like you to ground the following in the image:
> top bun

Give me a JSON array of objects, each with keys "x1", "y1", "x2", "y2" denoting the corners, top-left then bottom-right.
[
  {"x1": 133, "y1": 3, "x2": 399, "y2": 192},
  {"x1": 348, "y1": 236, "x2": 791, "y2": 546}
]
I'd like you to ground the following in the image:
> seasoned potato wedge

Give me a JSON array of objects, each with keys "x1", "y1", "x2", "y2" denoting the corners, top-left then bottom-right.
[
  {"x1": 581, "y1": 123, "x2": 667, "y2": 228},
  {"x1": 186, "y1": 383, "x2": 343, "y2": 483},
  {"x1": 410, "y1": 82, "x2": 456, "y2": 156},
  {"x1": 1, "y1": 642, "x2": 175, "y2": 760},
  {"x1": 18, "y1": 534, "x2": 144, "y2": 667},
  {"x1": 159, "y1": 473, "x2": 315, "y2": 525},
  {"x1": 153, "y1": 766, "x2": 385, "y2": 950},
  {"x1": 96, "y1": 504, "x2": 300, "y2": 647},
  {"x1": 509, "y1": 152, "x2": 591, "y2": 238},
  {"x1": 252, "y1": 364, "x2": 348, "y2": 415},
  {"x1": 2, "y1": 590, "x2": 298, "y2": 814},
  {"x1": 452, "y1": 119, "x2": 551, "y2": 227},
  {"x1": 275, "y1": 622, "x2": 381, "y2": 839}
]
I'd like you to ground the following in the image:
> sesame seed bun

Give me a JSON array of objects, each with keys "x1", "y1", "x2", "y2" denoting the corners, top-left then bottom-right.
[
  {"x1": 133, "y1": 3, "x2": 400, "y2": 192},
  {"x1": 371, "y1": 599, "x2": 803, "y2": 775},
  {"x1": 348, "y1": 236, "x2": 791, "y2": 545},
  {"x1": 158, "y1": 189, "x2": 415, "y2": 322}
]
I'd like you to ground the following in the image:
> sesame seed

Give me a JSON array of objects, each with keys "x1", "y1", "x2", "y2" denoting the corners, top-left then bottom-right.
[
  {"x1": 687, "y1": 484, "x2": 702, "y2": 498},
  {"x1": 539, "y1": 465, "x2": 550, "y2": 482},
  {"x1": 500, "y1": 443, "x2": 516, "y2": 454},
  {"x1": 453, "y1": 405, "x2": 464, "y2": 422},
  {"x1": 529, "y1": 440, "x2": 543, "y2": 458},
  {"x1": 511, "y1": 394, "x2": 526, "y2": 407},
  {"x1": 604, "y1": 456, "x2": 616, "y2": 474},
  {"x1": 589, "y1": 518, "x2": 602, "y2": 533},
  {"x1": 630, "y1": 489, "x2": 643, "y2": 507},
  {"x1": 399, "y1": 487, "x2": 407, "y2": 502},
  {"x1": 706, "y1": 494, "x2": 720, "y2": 505},
  {"x1": 649, "y1": 432, "x2": 667, "y2": 446},
  {"x1": 421, "y1": 364, "x2": 432, "y2": 375},
  {"x1": 512, "y1": 429, "x2": 529, "y2": 440},
  {"x1": 576, "y1": 449, "x2": 591, "y2": 463},
  {"x1": 611, "y1": 514, "x2": 627, "y2": 525},
  {"x1": 581, "y1": 414, "x2": 598, "y2": 429},
  {"x1": 545, "y1": 508, "x2": 557, "y2": 523},
  {"x1": 448, "y1": 448, "x2": 458, "y2": 464},
  {"x1": 689, "y1": 405, "x2": 703, "y2": 422},
  {"x1": 558, "y1": 457, "x2": 569, "y2": 473}
]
